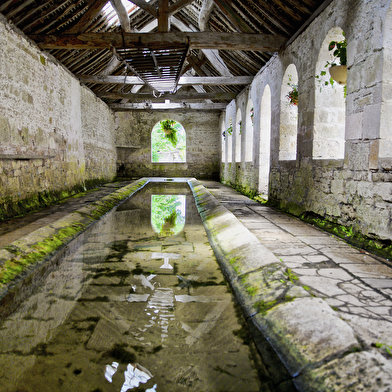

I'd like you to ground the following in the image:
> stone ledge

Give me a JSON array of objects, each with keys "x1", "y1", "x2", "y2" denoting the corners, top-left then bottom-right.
[
  {"x1": 0, "y1": 154, "x2": 55, "y2": 160},
  {"x1": 0, "y1": 178, "x2": 149, "y2": 319},
  {"x1": 188, "y1": 178, "x2": 392, "y2": 391}
]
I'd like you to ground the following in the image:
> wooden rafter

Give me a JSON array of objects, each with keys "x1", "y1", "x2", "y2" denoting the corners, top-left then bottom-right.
[
  {"x1": 110, "y1": 0, "x2": 132, "y2": 32},
  {"x1": 168, "y1": 0, "x2": 195, "y2": 15},
  {"x1": 171, "y1": 16, "x2": 233, "y2": 77},
  {"x1": 212, "y1": 0, "x2": 254, "y2": 33},
  {"x1": 158, "y1": 0, "x2": 170, "y2": 32},
  {"x1": 67, "y1": 0, "x2": 109, "y2": 34}
]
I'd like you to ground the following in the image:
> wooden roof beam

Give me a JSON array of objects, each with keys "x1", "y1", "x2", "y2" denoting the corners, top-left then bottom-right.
[
  {"x1": 168, "y1": 0, "x2": 195, "y2": 15},
  {"x1": 128, "y1": 0, "x2": 158, "y2": 18},
  {"x1": 76, "y1": 74, "x2": 253, "y2": 85},
  {"x1": 110, "y1": 102, "x2": 227, "y2": 110},
  {"x1": 198, "y1": 0, "x2": 215, "y2": 31},
  {"x1": 110, "y1": 0, "x2": 132, "y2": 32},
  {"x1": 95, "y1": 90, "x2": 237, "y2": 101},
  {"x1": 158, "y1": 0, "x2": 170, "y2": 32},
  {"x1": 30, "y1": 32, "x2": 287, "y2": 51},
  {"x1": 172, "y1": 13, "x2": 233, "y2": 78}
]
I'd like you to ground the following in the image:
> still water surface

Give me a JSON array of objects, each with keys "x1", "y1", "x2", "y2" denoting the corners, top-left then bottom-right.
[{"x1": 0, "y1": 181, "x2": 268, "y2": 392}]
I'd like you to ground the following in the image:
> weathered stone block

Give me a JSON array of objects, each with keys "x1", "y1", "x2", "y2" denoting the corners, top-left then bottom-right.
[
  {"x1": 295, "y1": 351, "x2": 392, "y2": 392},
  {"x1": 254, "y1": 297, "x2": 360, "y2": 377}
]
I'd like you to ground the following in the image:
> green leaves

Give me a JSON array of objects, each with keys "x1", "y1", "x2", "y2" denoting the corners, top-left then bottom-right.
[{"x1": 328, "y1": 38, "x2": 347, "y2": 66}]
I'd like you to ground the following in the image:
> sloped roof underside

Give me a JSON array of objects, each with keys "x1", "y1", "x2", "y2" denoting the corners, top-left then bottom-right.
[{"x1": 1, "y1": 0, "x2": 329, "y2": 110}]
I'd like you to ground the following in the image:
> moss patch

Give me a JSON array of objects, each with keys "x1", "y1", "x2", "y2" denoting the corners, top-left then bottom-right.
[
  {"x1": 255, "y1": 300, "x2": 278, "y2": 315},
  {"x1": 0, "y1": 223, "x2": 87, "y2": 287},
  {"x1": 0, "y1": 179, "x2": 148, "y2": 289},
  {"x1": 300, "y1": 211, "x2": 392, "y2": 260},
  {"x1": 0, "y1": 178, "x2": 111, "y2": 221}
]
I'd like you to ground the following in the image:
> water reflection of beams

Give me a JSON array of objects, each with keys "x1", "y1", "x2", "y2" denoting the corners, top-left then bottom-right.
[{"x1": 151, "y1": 251, "x2": 180, "y2": 269}]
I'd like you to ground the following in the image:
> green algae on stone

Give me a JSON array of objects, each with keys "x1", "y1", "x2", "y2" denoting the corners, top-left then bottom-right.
[
  {"x1": 284, "y1": 268, "x2": 299, "y2": 284},
  {"x1": 300, "y1": 211, "x2": 392, "y2": 260},
  {"x1": 255, "y1": 299, "x2": 278, "y2": 315},
  {"x1": 0, "y1": 179, "x2": 149, "y2": 289},
  {"x1": 374, "y1": 342, "x2": 392, "y2": 357},
  {"x1": 0, "y1": 177, "x2": 111, "y2": 221}
]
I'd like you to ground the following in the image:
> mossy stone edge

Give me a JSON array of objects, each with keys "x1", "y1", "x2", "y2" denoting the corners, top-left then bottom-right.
[{"x1": 0, "y1": 178, "x2": 149, "y2": 318}]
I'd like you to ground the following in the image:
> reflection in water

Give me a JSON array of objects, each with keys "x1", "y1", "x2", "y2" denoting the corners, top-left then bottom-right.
[
  {"x1": 152, "y1": 252, "x2": 180, "y2": 269},
  {"x1": 151, "y1": 195, "x2": 186, "y2": 236},
  {"x1": 105, "y1": 361, "x2": 119, "y2": 382},
  {"x1": 105, "y1": 361, "x2": 155, "y2": 391},
  {"x1": 121, "y1": 363, "x2": 153, "y2": 391}
]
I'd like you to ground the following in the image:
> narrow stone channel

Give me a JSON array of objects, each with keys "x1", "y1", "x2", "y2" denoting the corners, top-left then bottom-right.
[{"x1": 0, "y1": 180, "x2": 280, "y2": 392}]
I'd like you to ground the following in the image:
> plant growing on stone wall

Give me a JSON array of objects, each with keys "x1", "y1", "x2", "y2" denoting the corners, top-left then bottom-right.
[
  {"x1": 222, "y1": 124, "x2": 233, "y2": 139},
  {"x1": 328, "y1": 37, "x2": 347, "y2": 67},
  {"x1": 159, "y1": 119, "x2": 178, "y2": 147},
  {"x1": 316, "y1": 35, "x2": 347, "y2": 96},
  {"x1": 250, "y1": 107, "x2": 254, "y2": 124},
  {"x1": 286, "y1": 76, "x2": 298, "y2": 106}
]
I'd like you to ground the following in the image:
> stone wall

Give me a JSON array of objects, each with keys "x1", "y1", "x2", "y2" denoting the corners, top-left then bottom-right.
[
  {"x1": 0, "y1": 16, "x2": 117, "y2": 219},
  {"x1": 221, "y1": 0, "x2": 392, "y2": 241},
  {"x1": 116, "y1": 110, "x2": 221, "y2": 180}
]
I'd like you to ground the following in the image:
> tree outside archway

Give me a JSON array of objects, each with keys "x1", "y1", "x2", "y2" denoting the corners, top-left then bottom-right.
[{"x1": 151, "y1": 119, "x2": 186, "y2": 163}]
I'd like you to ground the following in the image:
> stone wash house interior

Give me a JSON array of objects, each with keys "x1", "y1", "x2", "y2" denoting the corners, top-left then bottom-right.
[{"x1": 1, "y1": 0, "x2": 392, "y2": 391}]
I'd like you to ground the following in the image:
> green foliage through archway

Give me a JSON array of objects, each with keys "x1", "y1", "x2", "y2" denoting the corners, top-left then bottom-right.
[{"x1": 151, "y1": 119, "x2": 186, "y2": 162}]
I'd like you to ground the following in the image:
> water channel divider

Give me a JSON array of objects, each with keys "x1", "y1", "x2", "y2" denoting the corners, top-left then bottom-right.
[{"x1": 187, "y1": 178, "x2": 387, "y2": 392}]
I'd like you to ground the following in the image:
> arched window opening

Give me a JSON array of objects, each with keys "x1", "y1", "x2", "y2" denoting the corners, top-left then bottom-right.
[
  {"x1": 259, "y1": 85, "x2": 271, "y2": 195},
  {"x1": 226, "y1": 117, "x2": 233, "y2": 163},
  {"x1": 314, "y1": 27, "x2": 346, "y2": 159},
  {"x1": 279, "y1": 64, "x2": 298, "y2": 160},
  {"x1": 151, "y1": 119, "x2": 186, "y2": 163},
  {"x1": 235, "y1": 109, "x2": 242, "y2": 162},
  {"x1": 380, "y1": 5, "x2": 392, "y2": 159},
  {"x1": 221, "y1": 120, "x2": 226, "y2": 163},
  {"x1": 245, "y1": 99, "x2": 254, "y2": 162}
]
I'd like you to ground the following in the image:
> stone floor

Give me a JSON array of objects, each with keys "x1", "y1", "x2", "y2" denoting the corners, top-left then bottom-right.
[{"x1": 202, "y1": 181, "x2": 392, "y2": 352}]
